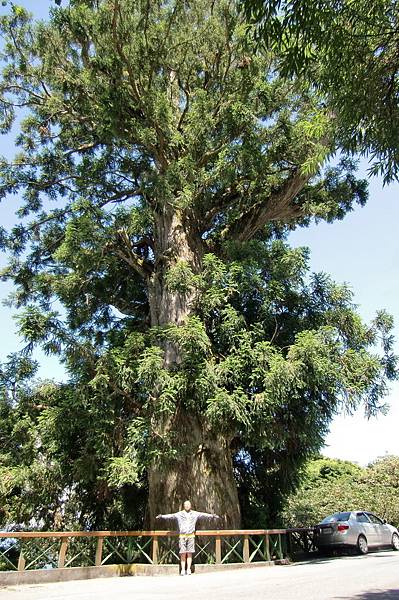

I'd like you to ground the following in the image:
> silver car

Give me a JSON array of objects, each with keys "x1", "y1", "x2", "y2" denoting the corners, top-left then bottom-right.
[{"x1": 314, "y1": 511, "x2": 399, "y2": 555}]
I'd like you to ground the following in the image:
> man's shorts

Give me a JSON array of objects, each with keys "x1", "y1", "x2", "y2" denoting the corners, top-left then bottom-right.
[{"x1": 179, "y1": 534, "x2": 195, "y2": 554}]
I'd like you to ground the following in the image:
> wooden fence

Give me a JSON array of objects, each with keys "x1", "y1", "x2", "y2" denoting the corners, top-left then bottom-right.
[{"x1": 0, "y1": 528, "x2": 316, "y2": 572}]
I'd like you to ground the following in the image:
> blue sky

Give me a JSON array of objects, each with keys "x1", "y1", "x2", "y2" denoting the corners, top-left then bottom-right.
[
  {"x1": 1, "y1": 0, "x2": 398, "y2": 466},
  {"x1": 290, "y1": 169, "x2": 399, "y2": 465}
]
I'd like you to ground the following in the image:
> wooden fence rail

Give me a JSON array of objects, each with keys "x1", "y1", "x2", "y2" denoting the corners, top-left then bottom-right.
[{"x1": 0, "y1": 528, "x2": 316, "y2": 572}]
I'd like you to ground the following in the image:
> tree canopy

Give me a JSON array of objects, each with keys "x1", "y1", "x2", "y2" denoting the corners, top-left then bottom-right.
[
  {"x1": 243, "y1": 0, "x2": 399, "y2": 183},
  {"x1": 0, "y1": 0, "x2": 396, "y2": 529}
]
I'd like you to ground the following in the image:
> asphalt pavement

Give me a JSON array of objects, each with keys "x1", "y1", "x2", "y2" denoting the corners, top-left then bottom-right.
[{"x1": 1, "y1": 550, "x2": 399, "y2": 600}]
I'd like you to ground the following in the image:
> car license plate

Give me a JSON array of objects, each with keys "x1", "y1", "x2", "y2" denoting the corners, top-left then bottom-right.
[{"x1": 322, "y1": 528, "x2": 332, "y2": 535}]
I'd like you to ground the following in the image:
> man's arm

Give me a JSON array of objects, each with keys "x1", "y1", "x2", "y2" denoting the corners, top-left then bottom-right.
[
  {"x1": 155, "y1": 513, "x2": 178, "y2": 520},
  {"x1": 194, "y1": 511, "x2": 220, "y2": 520}
]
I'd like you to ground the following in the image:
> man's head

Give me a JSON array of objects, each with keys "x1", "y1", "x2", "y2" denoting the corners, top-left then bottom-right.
[{"x1": 183, "y1": 500, "x2": 191, "y2": 512}]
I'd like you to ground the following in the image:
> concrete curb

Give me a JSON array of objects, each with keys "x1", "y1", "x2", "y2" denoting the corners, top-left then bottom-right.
[{"x1": 0, "y1": 560, "x2": 282, "y2": 586}]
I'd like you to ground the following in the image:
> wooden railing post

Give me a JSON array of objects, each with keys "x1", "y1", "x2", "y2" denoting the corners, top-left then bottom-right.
[
  {"x1": 264, "y1": 533, "x2": 270, "y2": 562},
  {"x1": 277, "y1": 533, "x2": 283, "y2": 559},
  {"x1": 152, "y1": 535, "x2": 159, "y2": 565},
  {"x1": 95, "y1": 536, "x2": 104, "y2": 566},
  {"x1": 58, "y1": 537, "x2": 69, "y2": 568},
  {"x1": 286, "y1": 531, "x2": 292, "y2": 556},
  {"x1": 17, "y1": 551, "x2": 25, "y2": 571},
  {"x1": 243, "y1": 534, "x2": 250, "y2": 563},
  {"x1": 215, "y1": 536, "x2": 222, "y2": 564}
]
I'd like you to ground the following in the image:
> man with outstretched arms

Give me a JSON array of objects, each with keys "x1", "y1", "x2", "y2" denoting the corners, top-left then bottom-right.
[{"x1": 156, "y1": 500, "x2": 220, "y2": 575}]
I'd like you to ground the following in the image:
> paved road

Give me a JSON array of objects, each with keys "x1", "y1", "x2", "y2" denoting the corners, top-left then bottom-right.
[{"x1": 2, "y1": 551, "x2": 399, "y2": 600}]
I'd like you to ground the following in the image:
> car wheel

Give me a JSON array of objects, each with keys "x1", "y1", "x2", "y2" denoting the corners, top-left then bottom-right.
[
  {"x1": 357, "y1": 535, "x2": 368, "y2": 555},
  {"x1": 392, "y1": 533, "x2": 399, "y2": 551}
]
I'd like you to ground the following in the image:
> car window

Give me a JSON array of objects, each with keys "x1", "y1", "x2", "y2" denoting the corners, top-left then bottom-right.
[
  {"x1": 356, "y1": 512, "x2": 371, "y2": 523},
  {"x1": 321, "y1": 512, "x2": 351, "y2": 523},
  {"x1": 367, "y1": 513, "x2": 384, "y2": 525}
]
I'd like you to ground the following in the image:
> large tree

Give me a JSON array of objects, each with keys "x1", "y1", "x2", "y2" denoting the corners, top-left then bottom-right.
[{"x1": 0, "y1": 0, "x2": 395, "y2": 529}]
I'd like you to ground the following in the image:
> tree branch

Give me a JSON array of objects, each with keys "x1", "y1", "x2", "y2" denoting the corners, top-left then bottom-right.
[
  {"x1": 63, "y1": 142, "x2": 99, "y2": 157},
  {"x1": 220, "y1": 169, "x2": 309, "y2": 242},
  {"x1": 201, "y1": 188, "x2": 241, "y2": 228},
  {"x1": 114, "y1": 228, "x2": 154, "y2": 279}
]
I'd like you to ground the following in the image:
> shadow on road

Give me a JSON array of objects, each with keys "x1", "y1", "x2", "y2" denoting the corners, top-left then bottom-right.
[
  {"x1": 335, "y1": 590, "x2": 399, "y2": 599},
  {"x1": 291, "y1": 550, "x2": 397, "y2": 567},
  {"x1": 292, "y1": 555, "x2": 349, "y2": 566}
]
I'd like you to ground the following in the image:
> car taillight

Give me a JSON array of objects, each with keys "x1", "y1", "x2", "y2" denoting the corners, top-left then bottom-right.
[{"x1": 337, "y1": 524, "x2": 349, "y2": 532}]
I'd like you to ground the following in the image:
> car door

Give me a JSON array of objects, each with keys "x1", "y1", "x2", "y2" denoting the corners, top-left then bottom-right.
[
  {"x1": 367, "y1": 513, "x2": 391, "y2": 545},
  {"x1": 355, "y1": 512, "x2": 375, "y2": 546}
]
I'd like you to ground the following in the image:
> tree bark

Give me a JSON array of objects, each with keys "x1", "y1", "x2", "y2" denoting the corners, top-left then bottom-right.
[
  {"x1": 148, "y1": 211, "x2": 201, "y2": 327},
  {"x1": 148, "y1": 413, "x2": 241, "y2": 529},
  {"x1": 146, "y1": 210, "x2": 242, "y2": 528}
]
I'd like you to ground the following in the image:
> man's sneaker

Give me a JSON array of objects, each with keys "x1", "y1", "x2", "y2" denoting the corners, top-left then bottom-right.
[
  {"x1": 186, "y1": 569, "x2": 192, "y2": 575},
  {"x1": 180, "y1": 570, "x2": 185, "y2": 576}
]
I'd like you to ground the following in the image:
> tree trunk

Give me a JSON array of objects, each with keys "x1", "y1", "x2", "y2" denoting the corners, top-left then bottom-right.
[
  {"x1": 148, "y1": 211, "x2": 202, "y2": 327},
  {"x1": 146, "y1": 211, "x2": 241, "y2": 528},
  {"x1": 148, "y1": 413, "x2": 241, "y2": 529}
]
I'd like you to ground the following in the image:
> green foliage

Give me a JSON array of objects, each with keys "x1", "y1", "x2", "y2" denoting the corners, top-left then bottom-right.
[
  {"x1": 105, "y1": 455, "x2": 142, "y2": 489},
  {"x1": 243, "y1": 0, "x2": 399, "y2": 183},
  {"x1": 281, "y1": 455, "x2": 399, "y2": 528},
  {"x1": 165, "y1": 261, "x2": 196, "y2": 294},
  {"x1": 0, "y1": 374, "x2": 148, "y2": 530}
]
